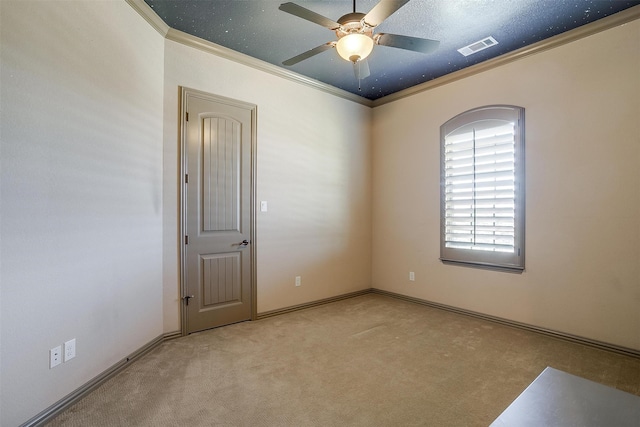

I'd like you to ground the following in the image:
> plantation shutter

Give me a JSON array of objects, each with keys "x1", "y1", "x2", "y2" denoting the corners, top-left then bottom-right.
[
  {"x1": 443, "y1": 121, "x2": 516, "y2": 252},
  {"x1": 440, "y1": 106, "x2": 525, "y2": 272}
]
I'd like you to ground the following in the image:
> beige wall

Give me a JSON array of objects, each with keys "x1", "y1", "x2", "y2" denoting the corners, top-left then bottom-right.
[
  {"x1": 0, "y1": 1, "x2": 165, "y2": 425},
  {"x1": 161, "y1": 41, "x2": 372, "y2": 332},
  {"x1": 0, "y1": 2, "x2": 371, "y2": 423},
  {"x1": 1, "y1": 0, "x2": 636, "y2": 424},
  {"x1": 371, "y1": 20, "x2": 640, "y2": 350}
]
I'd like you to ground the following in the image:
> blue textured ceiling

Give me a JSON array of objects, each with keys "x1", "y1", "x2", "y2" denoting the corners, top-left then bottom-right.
[{"x1": 145, "y1": 0, "x2": 639, "y2": 100}]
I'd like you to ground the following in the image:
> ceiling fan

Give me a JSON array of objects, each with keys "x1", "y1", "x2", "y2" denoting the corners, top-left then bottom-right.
[{"x1": 279, "y1": 0, "x2": 440, "y2": 82}]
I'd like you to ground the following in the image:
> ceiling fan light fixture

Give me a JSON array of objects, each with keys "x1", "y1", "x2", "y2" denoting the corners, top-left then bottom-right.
[{"x1": 336, "y1": 33, "x2": 374, "y2": 62}]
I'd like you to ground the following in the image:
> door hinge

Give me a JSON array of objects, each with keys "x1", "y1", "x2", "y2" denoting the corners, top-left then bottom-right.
[
  {"x1": 185, "y1": 235, "x2": 189, "y2": 245},
  {"x1": 185, "y1": 173, "x2": 189, "y2": 184},
  {"x1": 186, "y1": 112, "x2": 189, "y2": 121}
]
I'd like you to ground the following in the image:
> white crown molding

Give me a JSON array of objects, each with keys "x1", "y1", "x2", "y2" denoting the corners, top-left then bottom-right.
[
  {"x1": 165, "y1": 28, "x2": 374, "y2": 107},
  {"x1": 126, "y1": 0, "x2": 639, "y2": 110},
  {"x1": 125, "y1": 0, "x2": 371, "y2": 107},
  {"x1": 372, "y1": 4, "x2": 640, "y2": 107},
  {"x1": 125, "y1": 0, "x2": 169, "y2": 36}
]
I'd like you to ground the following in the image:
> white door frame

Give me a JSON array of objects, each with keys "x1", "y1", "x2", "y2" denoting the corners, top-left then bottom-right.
[{"x1": 179, "y1": 86, "x2": 257, "y2": 336}]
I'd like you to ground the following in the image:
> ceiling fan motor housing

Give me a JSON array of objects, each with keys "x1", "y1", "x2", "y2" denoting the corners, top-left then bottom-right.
[{"x1": 336, "y1": 13, "x2": 373, "y2": 38}]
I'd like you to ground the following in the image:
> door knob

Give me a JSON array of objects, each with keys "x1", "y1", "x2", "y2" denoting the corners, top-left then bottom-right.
[
  {"x1": 184, "y1": 295, "x2": 195, "y2": 306},
  {"x1": 240, "y1": 240, "x2": 249, "y2": 246}
]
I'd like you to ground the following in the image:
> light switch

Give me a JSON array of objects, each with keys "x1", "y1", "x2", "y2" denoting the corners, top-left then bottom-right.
[{"x1": 260, "y1": 201, "x2": 268, "y2": 212}]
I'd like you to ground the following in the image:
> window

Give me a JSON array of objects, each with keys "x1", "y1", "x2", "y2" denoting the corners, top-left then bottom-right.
[{"x1": 440, "y1": 105, "x2": 525, "y2": 272}]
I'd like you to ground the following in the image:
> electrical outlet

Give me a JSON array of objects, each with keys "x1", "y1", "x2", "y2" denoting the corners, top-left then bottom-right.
[
  {"x1": 50, "y1": 345, "x2": 62, "y2": 369},
  {"x1": 295, "y1": 276, "x2": 301, "y2": 287},
  {"x1": 64, "y1": 338, "x2": 76, "y2": 362},
  {"x1": 409, "y1": 271, "x2": 415, "y2": 281}
]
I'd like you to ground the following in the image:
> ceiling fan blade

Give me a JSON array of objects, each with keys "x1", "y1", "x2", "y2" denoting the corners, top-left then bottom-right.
[
  {"x1": 282, "y1": 42, "x2": 335, "y2": 66},
  {"x1": 279, "y1": 2, "x2": 340, "y2": 30},
  {"x1": 375, "y1": 33, "x2": 440, "y2": 54},
  {"x1": 364, "y1": 0, "x2": 410, "y2": 27},
  {"x1": 353, "y1": 59, "x2": 371, "y2": 80}
]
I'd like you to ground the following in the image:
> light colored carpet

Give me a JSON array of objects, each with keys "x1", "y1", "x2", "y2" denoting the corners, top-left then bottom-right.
[{"x1": 47, "y1": 294, "x2": 640, "y2": 426}]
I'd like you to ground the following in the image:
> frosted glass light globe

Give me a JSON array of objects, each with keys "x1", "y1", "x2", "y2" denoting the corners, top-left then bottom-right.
[{"x1": 336, "y1": 34, "x2": 374, "y2": 62}]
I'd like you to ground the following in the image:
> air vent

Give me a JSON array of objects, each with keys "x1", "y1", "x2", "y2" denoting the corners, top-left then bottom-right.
[{"x1": 457, "y1": 36, "x2": 498, "y2": 57}]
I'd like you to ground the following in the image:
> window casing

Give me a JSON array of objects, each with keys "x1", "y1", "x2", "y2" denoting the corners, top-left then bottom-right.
[{"x1": 440, "y1": 105, "x2": 525, "y2": 272}]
